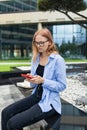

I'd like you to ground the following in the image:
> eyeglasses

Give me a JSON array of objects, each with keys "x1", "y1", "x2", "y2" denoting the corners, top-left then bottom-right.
[{"x1": 34, "y1": 40, "x2": 48, "y2": 47}]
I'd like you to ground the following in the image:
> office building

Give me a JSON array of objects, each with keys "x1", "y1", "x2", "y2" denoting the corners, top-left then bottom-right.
[
  {"x1": 0, "y1": 0, "x2": 87, "y2": 60},
  {"x1": 0, "y1": 0, "x2": 37, "y2": 59},
  {"x1": 53, "y1": 24, "x2": 87, "y2": 59}
]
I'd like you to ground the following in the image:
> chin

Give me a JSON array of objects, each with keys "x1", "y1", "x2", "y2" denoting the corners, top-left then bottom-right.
[
  {"x1": 39, "y1": 51, "x2": 43, "y2": 53},
  {"x1": 38, "y1": 49, "x2": 43, "y2": 52}
]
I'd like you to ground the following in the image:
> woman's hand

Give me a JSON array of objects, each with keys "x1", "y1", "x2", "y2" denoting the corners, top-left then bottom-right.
[{"x1": 27, "y1": 75, "x2": 44, "y2": 84}]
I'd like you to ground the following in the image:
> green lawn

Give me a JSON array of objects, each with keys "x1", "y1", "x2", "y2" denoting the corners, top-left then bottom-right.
[
  {"x1": 0, "y1": 64, "x2": 30, "y2": 72},
  {"x1": 0, "y1": 59, "x2": 87, "y2": 72},
  {"x1": 0, "y1": 59, "x2": 31, "y2": 72}
]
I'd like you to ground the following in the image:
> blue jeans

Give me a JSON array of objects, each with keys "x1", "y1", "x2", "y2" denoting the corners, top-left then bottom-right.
[{"x1": 1, "y1": 93, "x2": 61, "y2": 130}]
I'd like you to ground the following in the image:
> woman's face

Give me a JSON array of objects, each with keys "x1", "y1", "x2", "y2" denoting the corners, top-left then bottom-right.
[{"x1": 34, "y1": 35, "x2": 50, "y2": 53}]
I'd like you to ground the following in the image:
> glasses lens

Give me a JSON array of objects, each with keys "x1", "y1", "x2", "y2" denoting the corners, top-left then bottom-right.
[{"x1": 34, "y1": 40, "x2": 48, "y2": 46}]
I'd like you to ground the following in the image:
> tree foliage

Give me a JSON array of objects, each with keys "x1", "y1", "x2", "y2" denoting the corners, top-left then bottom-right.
[
  {"x1": 58, "y1": 42, "x2": 78, "y2": 57},
  {"x1": 38, "y1": 0, "x2": 87, "y2": 29}
]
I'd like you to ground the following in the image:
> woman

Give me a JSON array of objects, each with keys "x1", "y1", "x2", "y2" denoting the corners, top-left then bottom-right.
[{"x1": 1, "y1": 28, "x2": 66, "y2": 130}]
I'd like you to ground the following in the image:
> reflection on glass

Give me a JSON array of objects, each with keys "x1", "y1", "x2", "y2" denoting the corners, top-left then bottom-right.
[{"x1": 60, "y1": 99, "x2": 87, "y2": 130}]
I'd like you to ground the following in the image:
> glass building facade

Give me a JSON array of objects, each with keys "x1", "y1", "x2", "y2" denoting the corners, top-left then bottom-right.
[
  {"x1": 0, "y1": 0, "x2": 37, "y2": 13},
  {"x1": 53, "y1": 24, "x2": 87, "y2": 59},
  {"x1": 0, "y1": 23, "x2": 37, "y2": 59},
  {"x1": 0, "y1": 0, "x2": 37, "y2": 59}
]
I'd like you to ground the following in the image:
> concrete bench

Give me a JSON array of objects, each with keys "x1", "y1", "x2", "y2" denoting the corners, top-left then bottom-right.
[{"x1": 0, "y1": 70, "x2": 30, "y2": 85}]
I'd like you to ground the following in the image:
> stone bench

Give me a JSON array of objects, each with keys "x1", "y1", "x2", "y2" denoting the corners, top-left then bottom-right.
[{"x1": 0, "y1": 70, "x2": 30, "y2": 85}]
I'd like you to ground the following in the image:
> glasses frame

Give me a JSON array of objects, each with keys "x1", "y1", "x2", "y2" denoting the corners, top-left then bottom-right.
[{"x1": 34, "y1": 40, "x2": 49, "y2": 47}]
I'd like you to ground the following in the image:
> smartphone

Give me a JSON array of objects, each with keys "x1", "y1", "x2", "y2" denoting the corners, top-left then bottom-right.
[{"x1": 21, "y1": 74, "x2": 33, "y2": 79}]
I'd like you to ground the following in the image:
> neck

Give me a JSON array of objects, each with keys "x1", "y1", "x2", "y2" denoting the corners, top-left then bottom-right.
[
  {"x1": 40, "y1": 52, "x2": 48, "y2": 66},
  {"x1": 40, "y1": 52, "x2": 48, "y2": 58}
]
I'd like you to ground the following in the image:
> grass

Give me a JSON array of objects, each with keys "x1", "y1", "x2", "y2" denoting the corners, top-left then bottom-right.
[
  {"x1": 0, "y1": 59, "x2": 87, "y2": 72},
  {"x1": 0, "y1": 59, "x2": 31, "y2": 72},
  {"x1": 0, "y1": 64, "x2": 29, "y2": 72}
]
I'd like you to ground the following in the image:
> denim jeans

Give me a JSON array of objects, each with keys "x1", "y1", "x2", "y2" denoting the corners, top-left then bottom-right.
[{"x1": 1, "y1": 93, "x2": 61, "y2": 130}]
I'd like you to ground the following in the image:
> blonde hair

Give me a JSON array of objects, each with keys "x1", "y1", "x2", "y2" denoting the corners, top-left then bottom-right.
[{"x1": 32, "y1": 28, "x2": 58, "y2": 61}]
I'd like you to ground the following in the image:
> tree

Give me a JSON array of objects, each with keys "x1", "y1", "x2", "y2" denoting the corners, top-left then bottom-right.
[
  {"x1": 38, "y1": 0, "x2": 87, "y2": 29},
  {"x1": 59, "y1": 42, "x2": 78, "y2": 55}
]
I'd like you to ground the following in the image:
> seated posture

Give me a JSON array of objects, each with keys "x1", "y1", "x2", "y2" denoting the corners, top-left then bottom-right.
[{"x1": 1, "y1": 28, "x2": 66, "y2": 130}]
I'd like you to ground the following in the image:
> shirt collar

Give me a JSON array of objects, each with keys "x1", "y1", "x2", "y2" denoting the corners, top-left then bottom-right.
[
  {"x1": 37, "y1": 53, "x2": 57, "y2": 60},
  {"x1": 49, "y1": 53, "x2": 56, "y2": 59}
]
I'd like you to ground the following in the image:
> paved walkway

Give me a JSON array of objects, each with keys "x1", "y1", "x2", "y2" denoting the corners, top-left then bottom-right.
[{"x1": 0, "y1": 84, "x2": 24, "y2": 130}]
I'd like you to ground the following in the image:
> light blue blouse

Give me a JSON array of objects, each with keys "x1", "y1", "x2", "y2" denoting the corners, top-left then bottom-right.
[{"x1": 30, "y1": 53, "x2": 66, "y2": 114}]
